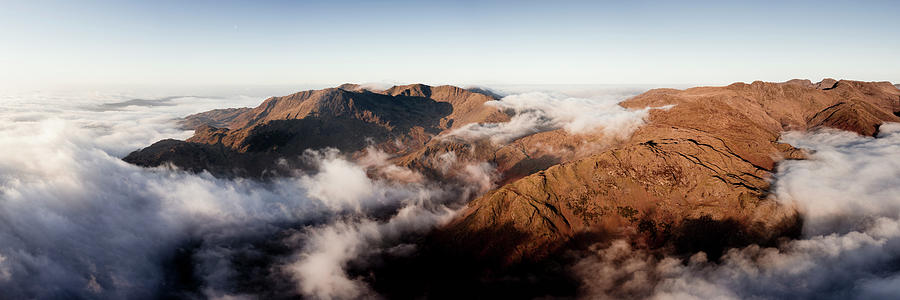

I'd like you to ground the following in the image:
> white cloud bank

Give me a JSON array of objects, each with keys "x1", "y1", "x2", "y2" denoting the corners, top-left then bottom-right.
[
  {"x1": 444, "y1": 91, "x2": 671, "y2": 144},
  {"x1": 0, "y1": 89, "x2": 499, "y2": 299}
]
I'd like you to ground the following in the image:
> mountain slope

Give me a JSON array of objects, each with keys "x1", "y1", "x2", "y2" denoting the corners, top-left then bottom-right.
[{"x1": 440, "y1": 80, "x2": 900, "y2": 263}]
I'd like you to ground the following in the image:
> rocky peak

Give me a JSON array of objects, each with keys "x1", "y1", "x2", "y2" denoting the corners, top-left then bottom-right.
[
  {"x1": 815, "y1": 78, "x2": 838, "y2": 89},
  {"x1": 782, "y1": 79, "x2": 813, "y2": 87},
  {"x1": 385, "y1": 83, "x2": 433, "y2": 98},
  {"x1": 337, "y1": 83, "x2": 363, "y2": 91}
]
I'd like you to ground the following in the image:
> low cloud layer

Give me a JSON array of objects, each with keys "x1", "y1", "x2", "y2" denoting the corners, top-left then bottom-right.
[
  {"x1": 0, "y1": 116, "x2": 481, "y2": 299},
  {"x1": 574, "y1": 124, "x2": 900, "y2": 299},
  {"x1": 0, "y1": 88, "x2": 505, "y2": 299},
  {"x1": 9, "y1": 86, "x2": 899, "y2": 300},
  {"x1": 444, "y1": 91, "x2": 670, "y2": 144},
  {"x1": 18, "y1": 86, "x2": 867, "y2": 299}
]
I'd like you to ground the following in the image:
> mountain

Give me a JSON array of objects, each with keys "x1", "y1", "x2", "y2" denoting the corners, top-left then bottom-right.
[
  {"x1": 127, "y1": 83, "x2": 625, "y2": 183},
  {"x1": 125, "y1": 80, "x2": 900, "y2": 267},
  {"x1": 438, "y1": 79, "x2": 900, "y2": 263},
  {"x1": 124, "y1": 84, "x2": 508, "y2": 177}
]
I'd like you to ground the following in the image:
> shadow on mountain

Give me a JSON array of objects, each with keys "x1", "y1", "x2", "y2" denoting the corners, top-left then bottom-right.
[{"x1": 125, "y1": 90, "x2": 457, "y2": 178}]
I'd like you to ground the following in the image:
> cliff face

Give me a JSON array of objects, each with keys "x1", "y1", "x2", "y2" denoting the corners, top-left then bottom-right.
[{"x1": 441, "y1": 80, "x2": 900, "y2": 263}]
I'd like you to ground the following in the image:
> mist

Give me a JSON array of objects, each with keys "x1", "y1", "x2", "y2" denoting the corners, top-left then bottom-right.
[{"x1": 444, "y1": 90, "x2": 668, "y2": 144}]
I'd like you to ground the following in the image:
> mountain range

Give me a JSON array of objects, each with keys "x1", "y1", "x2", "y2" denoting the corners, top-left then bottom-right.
[{"x1": 125, "y1": 79, "x2": 900, "y2": 296}]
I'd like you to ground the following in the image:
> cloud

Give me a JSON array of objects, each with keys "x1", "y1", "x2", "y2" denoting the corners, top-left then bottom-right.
[
  {"x1": 443, "y1": 91, "x2": 671, "y2": 144},
  {"x1": 284, "y1": 148, "x2": 495, "y2": 299},
  {"x1": 0, "y1": 116, "x2": 317, "y2": 298},
  {"x1": 0, "y1": 90, "x2": 264, "y2": 157},
  {"x1": 356, "y1": 146, "x2": 425, "y2": 183},
  {"x1": 573, "y1": 123, "x2": 900, "y2": 299},
  {"x1": 288, "y1": 220, "x2": 377, "y2": 299},
  {"x1": 775, "y1": 124, "x2": 900, "y2": 235},
  {"x1": 427, "y1": 151, "x2": 498, "y2": 196},
  {"x1": 0, "y1": 254, "x2": 11, "y2": 282},
  {"x1": 0, "y1": 117, "x2": 467, "y2": 298},
  {"x1": 571, "y1": 240, "x2": 673, "y2": 299},
  {"x1": 285, "y1": 202, "x2": 460, "y2": 300},
  {"x1": 300, "y1": 150, "x2": 378, "y2": 212}
]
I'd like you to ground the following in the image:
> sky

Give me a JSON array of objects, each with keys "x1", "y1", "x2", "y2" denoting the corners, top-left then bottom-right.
[{"x1": 1, "y1": 0, "x2": 899, "y2": 89}]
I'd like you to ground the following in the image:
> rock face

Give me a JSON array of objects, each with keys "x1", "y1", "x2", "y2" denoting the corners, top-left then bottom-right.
[
  {"x1": 441, "y1": 79, "x2": 900, "y2": 263},
  {"x1": 126, "y1": 80, "x2": 900, "y2": 265}
]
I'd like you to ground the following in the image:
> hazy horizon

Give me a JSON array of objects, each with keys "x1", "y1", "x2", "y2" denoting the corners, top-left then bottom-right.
[
  {"x1": 4, "y1": 2, "x2": 900, "y2": 299},
  {"x1": 3, "y1": 0, "x2": 899, "y2": 88}
]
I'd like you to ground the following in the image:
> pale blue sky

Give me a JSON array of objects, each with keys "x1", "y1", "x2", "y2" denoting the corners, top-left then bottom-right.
[{"x1": 1, "y1": 0, "x2": 898, "y2": 88}]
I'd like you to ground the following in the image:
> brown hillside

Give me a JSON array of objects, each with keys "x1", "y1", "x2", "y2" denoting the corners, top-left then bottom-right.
[{"x1": 441, "y1": 80, "x2": 900, "y2": 263}]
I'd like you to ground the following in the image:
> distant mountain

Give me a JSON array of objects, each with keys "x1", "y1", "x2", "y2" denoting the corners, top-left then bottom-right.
[{"x1": 125, "y1": 84, "x2": 508, "y2": 177}]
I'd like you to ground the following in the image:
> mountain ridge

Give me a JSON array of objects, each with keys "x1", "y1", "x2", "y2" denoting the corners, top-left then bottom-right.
[
  {"x1": 124, "y1": 79, "x2": 900, "y2": 267},
  {"x1": 125, "y1": 84, "x2": 508, "y2": 177},
  {"x1": 438, "y1": 79, "x2": 900, "y2": 263}
]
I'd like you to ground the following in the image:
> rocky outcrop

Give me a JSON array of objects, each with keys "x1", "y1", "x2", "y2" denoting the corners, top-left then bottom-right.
[
  {"x1": 808, "y1": 100, "x2": 896, "y2": 136},
  {"x1": 180, "y1": 107, "x2": 251, "y2": 130},
  {"x1": 441, "y1": 79, "x2": 900, "y2": 263}
]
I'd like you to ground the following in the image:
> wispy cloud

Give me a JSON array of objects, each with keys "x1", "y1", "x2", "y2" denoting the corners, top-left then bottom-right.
[{"x1": 443, "y1": 91, "x2": 670, "y2": 144}]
